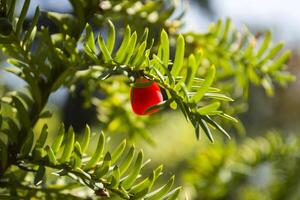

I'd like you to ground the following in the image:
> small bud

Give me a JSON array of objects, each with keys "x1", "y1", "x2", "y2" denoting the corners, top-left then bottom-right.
[{"x1": 95, "y1": 188, "x2": 110, "y2": 197}]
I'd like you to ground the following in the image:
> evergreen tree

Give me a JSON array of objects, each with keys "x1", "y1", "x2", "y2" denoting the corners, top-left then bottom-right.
[{"x1": 0, "y1": 0, "x2": 297, "y2": 199}]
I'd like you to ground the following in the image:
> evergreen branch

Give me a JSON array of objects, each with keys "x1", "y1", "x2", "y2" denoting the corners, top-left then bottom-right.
[
  {"x1": 0, "y1": 1, "x2": 293, "y2": 143},
  {"x1": 184, "y1": 18, "x2": 295, "y2": 99},
  {"x1": 1, "y1": 0, "x2": 235, "y2": 142},
  {"x1": 0, "y1": 1, "x2": 297, "y2": 199},
  {"x1": 183, "y1": 131, "x2": 300, "y2": 200},
  {"x1": 6, "y1": 124, "x2": 180, "y2": 199},
  {"x1": 74, "y1": 22, "x2": 235, "y2": 141},
  {"x1": 46, "y1": 0, "x2": 181, "y2": 40}
]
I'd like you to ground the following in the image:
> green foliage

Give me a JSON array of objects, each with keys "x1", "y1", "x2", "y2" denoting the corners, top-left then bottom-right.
[
  {"x1": 95, "y1": 0, "x2": 182, "y2": 33},
  {"x1": 184, "y1": 18, "x2": 295, "y2": 99},
  {"x1": 0, "y1": 0, "x2": 181, "y2": 198},
  {"x1": 77, "y1": 20, "x2": 237, "y2": 141},
  {"x1": 183, "y1": 132, "x2": 300, "y2": 200},
  {"x1": 183, "y1": 18, "x2": 295, "y2": 133},
  {"x1": 0, "y1": 0, "x2": 296, "y2": 199},
  {"x1": 1, "y1": 123, "x2": 179, "y2": 199}
]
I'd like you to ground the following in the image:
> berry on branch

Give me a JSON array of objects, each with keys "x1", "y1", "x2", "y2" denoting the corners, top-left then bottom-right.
[{"x1": 130, "y1": 77, "x2": 163, "y2": 115}]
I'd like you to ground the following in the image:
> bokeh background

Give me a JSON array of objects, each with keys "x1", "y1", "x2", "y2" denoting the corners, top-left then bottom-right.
[{"x1": 1, "y1": 0, "x2": 299, "y2": 199}]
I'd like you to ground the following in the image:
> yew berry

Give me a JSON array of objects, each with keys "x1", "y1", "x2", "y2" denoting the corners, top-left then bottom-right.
[{"x1": 130, "y1": 77, "x2": 163, "y2": 115}]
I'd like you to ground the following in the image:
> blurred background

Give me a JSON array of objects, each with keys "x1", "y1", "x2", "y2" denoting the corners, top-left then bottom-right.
[{"x1": 1, "y1": 0, "x2": 300, "y2": 199}]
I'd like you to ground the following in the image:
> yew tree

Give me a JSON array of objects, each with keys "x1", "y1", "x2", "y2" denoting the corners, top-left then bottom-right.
[{"x1": 0, "y1": 0, "x2": 296, "y2": 199}]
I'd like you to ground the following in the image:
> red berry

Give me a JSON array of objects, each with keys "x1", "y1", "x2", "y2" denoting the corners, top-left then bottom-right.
[{"x1": 130, "y1": 77, "x2": 163, "y2": 115}]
